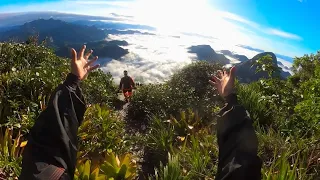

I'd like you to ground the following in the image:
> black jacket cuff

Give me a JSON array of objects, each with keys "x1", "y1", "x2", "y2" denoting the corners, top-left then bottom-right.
[
  {"x1": 218, "y1": 93, "x2": 239, "y2": 117},
  {"x1": 63, "y1": 73, "x2": 80, "y2": 89},
  {"x1": 225, "y1": 93, "x2": 238, "y2": 105}
]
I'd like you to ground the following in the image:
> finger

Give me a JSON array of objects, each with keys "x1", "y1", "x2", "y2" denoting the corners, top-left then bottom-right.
[
  {"x1": 223, "y1": 68, "x2": 227, "y2": 76},
  {"x1": 229, "y1": 66, "x2": 236, "y2": 80},
  {"x1": 88, "y1": 64, "x2": 100, "y2": 72},
  {"x1": 78, "y1": 45, "x2": 86, "y2": 59},
  {"x1": 211, "y1": 75, "x2": 221, "y2": 83},
  {"x1": 217, "y1": 70, "x2": 223, "y2": 78},
  {"x1": 85, "y1": 56, "x2": 98, "y2": 68},
  {"x1": 209, "y1": 80, "x2": 216, "y2": 87},
  {"x1": 71, "y1": 48, "x2": 77, "y2": 62},
  {"x1": 84, "y1": 49, "x2": 93, "y2": 60}
]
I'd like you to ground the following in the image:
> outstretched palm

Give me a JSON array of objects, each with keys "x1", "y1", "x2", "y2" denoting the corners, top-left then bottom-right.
[
  {"x1": 71, "y1": 45, "x2": 100, "y2": 80},
  {"x1": 209, "y1": 67, "x2": 236, "y2": 97}
]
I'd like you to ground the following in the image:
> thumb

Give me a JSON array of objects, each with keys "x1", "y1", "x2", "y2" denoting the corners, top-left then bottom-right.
[
  {"x1": 71, "y1": 48, "x2": 77, "y2": 62},
  {"x1": 229, "y1": 66, "x2": 236, "y2": 80}
]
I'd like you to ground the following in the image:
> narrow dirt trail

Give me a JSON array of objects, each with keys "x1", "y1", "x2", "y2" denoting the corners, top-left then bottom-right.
[{"x1": 115, "y1": 93, "x2": 146, "y2": 179}]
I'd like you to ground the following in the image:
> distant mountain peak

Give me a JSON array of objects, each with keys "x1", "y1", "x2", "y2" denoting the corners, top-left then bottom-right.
[
  {"x1": 251, "y1": 52, "x2": 277, "y2": 64},
  {"x1": 219, "y1": 50, "x2": 249, "y2": 62},
  {"x1": 235, "y1": 51, "x2": 290, "y2": 83},
  {"x1": 188, "y1": 45, "x2": 230, "y2": 65}
]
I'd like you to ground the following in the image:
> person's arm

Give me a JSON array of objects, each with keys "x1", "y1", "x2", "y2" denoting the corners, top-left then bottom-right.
[
  {"x1": 130, "y1": 77, "x2": 136, "y2": 88},
  {"x1": 20, "y1": 45, "x2": 100, "y2": 180},
  {"x1": 209, "y1": 67, "x2": 262, "y2": 180}
]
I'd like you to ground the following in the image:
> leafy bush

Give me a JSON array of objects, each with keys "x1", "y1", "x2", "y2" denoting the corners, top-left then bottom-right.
[
  {"x1": 169, "y1": 110, "x2": 203, "y2": 137},
  {"x1": 100, "y1": 152, "x2": 137, "y2": 180},
  {"x1": 178, "y1": 135, "x2": 216, "y2": 179},
  {"x1": 81, "y1": 69, "x2": 118, "y2": 105},
  {"x1": 142, "y1": 117, "x2": 175, "y2": 175},
  {"x1": 151, "y1": 153, "x2": 185, "y2": 180},
  {"x1": 167, "y1": 62, "x2": 222, "y2": 120},
  {"x1": 78, "y1": 104, "x2": 126, "y2": 157},
  {"x1": 237, "y1": 82, "x2": 272, "y2": 126},
  {"x1": 142, "y1": 110, "x2": 218, "y2": 178},
  {"x1": 168, "y1": 61, "x2": 220, "y2": 99},
  {"x1": 127, "y1": 61, "x2": 222, "y2": 128},
  {"x1": 74, "y1": 152, "x2": 137, "y2": 180},
  {"x1": 257, "y1": 127, "x2": 320, "y2": 179},
  {"x1": 127, "y1": 84, "x2": 170, "y2": 126},
  {"x1": 262, "y1": 152, "x2": 308, "y2": 180},
  {"x1": 0, "y1": 43, "x2": 69, "y2": 127},
  {"x1": 0, "y1": 42, "x2": 118, "y2": 130},
  {"x1": 74, "y1": 159, "x2": 107, "y2": 180}
]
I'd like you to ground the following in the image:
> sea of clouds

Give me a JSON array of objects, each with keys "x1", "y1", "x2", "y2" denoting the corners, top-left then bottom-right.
[{"x1": 99, "y1": 33, "x2": 293, "y2": 84}]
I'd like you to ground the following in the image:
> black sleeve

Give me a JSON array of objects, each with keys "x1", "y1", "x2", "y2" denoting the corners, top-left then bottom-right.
[
  {"x1": 215, "y1": 93, "x2": 262, "y2": 180},
  {"x1": 20, "y1": 73, "x2": 86, "y2": 180}
]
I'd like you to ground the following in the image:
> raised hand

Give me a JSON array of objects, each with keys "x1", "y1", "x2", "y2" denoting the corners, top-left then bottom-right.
[
  {"x1": 209, "y1": 67, "x2": 236, "y2": 98},
  {"x1": 71, "y1": 45, "x2": 100, "y2": 80}
]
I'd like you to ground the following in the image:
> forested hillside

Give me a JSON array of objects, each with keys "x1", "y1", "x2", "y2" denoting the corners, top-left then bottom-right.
[
  {"x1": 0, "y1": 42, "x2": 319, "y2": 179},
  {"x1": 0, "y1": 19, "x2": 130, "y2": 60}
]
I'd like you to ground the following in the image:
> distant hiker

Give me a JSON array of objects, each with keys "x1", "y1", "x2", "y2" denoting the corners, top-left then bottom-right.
[
  {"x1": 119, "y1": 70, "x2": 135, "y2": 102},
  {"x1": 209, "y1": 67, "x2": 262, "y2": 180},
  {"x1": 20, "y1": 45, "x2": 100, "y2": 180}
]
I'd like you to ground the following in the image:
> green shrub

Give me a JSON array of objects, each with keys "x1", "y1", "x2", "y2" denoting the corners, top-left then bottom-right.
[
  {"x1": 127, "y1": 84, "x2": 170, "y2": 126},
  {"x1": 167, "y1": 61, "x2": 222, "y2": 120},
  {"x1": 74, "y1": 159, "x2": 107, "y2": 180},
  {"x1": 151, "y1": 153, "x2": 185, "y2": 180},
  {"x1": 0, "y1": 127, "x2": 27, "y2": 179},
  {"x1": 74, "y1": 152, "x2": 137, "y2": 180},
  {"x1": 142, "y1": 117, "x2": 175, "y2": 175},
  {"x1": 168, "y1": 61, "x2": 221, "y2": 99},
  {"x1": 100, "y1": 152, "x2": 137, "y2": 180},
  {"x1": 81, "y1": 69, "x2": 118, "y2": 105},
  {"x1": 178, "y1": 135, "x2": 216, "y2": 179},
  {"x1": 262, "y1": 152, "x2": 308, "y2": 180},
  {"x1": 78, "y1": 104, "x2": 126, "y2": 157},
  {"x1": 127, "y1": 62, "x2": 222, "y2": 128},
  {"x1": 237, "y1": 82, "x2": 273, "y2": 126},
  {"x1": 169, "y1": 110, "x2": 203, "y2": 137},
  {"x1": 143, "y1": 110, "x2": 218, "y2": 178},
  {"x1": 0, "y1": 43, "x2": 69, "y2": 127},
  {"x1": 257, "y1": 128, "x2": 320, "y2": 179},
  {"x1": 0, "y1": 42, "x2": 117, "y2": 131}
]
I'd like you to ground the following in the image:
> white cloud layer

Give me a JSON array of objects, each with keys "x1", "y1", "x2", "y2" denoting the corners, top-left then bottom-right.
[{"x1": 100, "y1": 33, "x2": 293, "y2": 84}]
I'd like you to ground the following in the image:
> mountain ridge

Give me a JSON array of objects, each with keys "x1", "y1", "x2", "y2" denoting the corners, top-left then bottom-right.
[
  {"x1": 0, "y1": 19, "x2": 130, "y2": 59},
  {"x1": 188, "y1": 45, "x2": 230, "y2": 65},
  {"x1": 187, "y1": 45, "x2": 291, "y2": 82},
  {"x1": 235, "y1": 52, "x2": 291, "y2": 83}
]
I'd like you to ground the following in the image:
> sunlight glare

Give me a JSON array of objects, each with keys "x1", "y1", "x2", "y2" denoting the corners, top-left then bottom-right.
[{"x1": 124, "y1": 0, "x2": 251, "y2": 46}]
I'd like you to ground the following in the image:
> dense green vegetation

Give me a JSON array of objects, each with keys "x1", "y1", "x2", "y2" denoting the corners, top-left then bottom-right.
[{"x1": 0, "y1": 42, "x2": 319, "y2": 179}]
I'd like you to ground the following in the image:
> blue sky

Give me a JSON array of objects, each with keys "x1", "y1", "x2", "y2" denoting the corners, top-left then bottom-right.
[
  {"x1": 212, "y1": 0, "x2": 318, "y2": 55},
  {"x1": 0, "y1": 0, "x2": 318, "y2": 57}
]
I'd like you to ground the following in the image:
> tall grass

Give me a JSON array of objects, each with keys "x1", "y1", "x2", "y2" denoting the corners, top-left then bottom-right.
[
  {"x1": 237, "y1": 82, "x2": 273, "y2": 126},
  {"x1": 151, "y1": 153, "x2": 185, "y2": 180}
]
